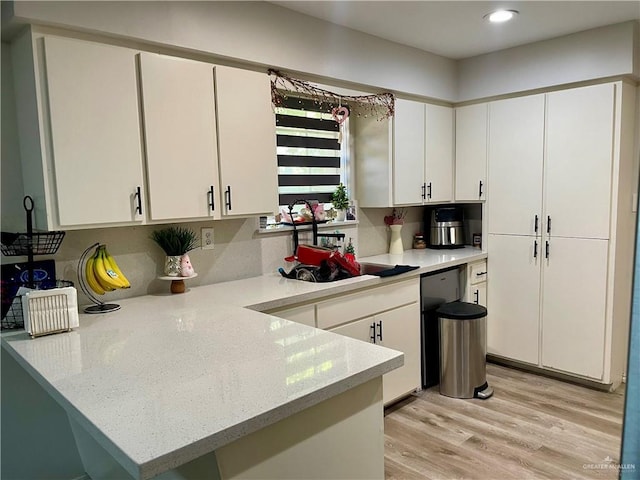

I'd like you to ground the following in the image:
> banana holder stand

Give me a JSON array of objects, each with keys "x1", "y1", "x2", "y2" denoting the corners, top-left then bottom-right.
[{"x1": 77, "y1": 243, "x2": 121, "y2": 314}]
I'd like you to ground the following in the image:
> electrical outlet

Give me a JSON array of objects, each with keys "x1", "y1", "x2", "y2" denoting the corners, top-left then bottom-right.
[{"x1": 201, "y1": 227, "x2": 214, "y2": 250}]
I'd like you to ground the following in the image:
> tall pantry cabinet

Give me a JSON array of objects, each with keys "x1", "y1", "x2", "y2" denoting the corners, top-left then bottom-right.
[{"x1": 486, "y1": 82, "x2": 636, "y2": 388}]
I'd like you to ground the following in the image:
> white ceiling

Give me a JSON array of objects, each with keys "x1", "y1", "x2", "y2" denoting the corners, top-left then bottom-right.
[{"x1": 269, "y1": 1, "x2": 640, "y2": 59}]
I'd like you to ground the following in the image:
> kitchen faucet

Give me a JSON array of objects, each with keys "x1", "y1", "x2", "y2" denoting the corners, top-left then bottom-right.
[{"x1": 287, "y1": 199, "x2": 346, "y2": 254}]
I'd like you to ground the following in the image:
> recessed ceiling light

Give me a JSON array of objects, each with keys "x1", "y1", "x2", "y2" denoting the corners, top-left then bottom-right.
[{"x1": 484, "y1": 9, "x2": 519, "y2": 23}]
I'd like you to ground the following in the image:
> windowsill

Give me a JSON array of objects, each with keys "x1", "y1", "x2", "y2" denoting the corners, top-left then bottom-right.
[{"x1": 256, "y1": 220, "x2": 359, "y2": 235}]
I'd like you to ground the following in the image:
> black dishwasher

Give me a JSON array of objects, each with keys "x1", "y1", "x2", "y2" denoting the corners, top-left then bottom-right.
[{"x1": 421, "y1": 266, "x2": 462, "y2": 388}]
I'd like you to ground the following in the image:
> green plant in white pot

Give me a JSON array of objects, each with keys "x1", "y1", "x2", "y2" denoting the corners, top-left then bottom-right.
[{"x1": 332, "y1": 183, "x2": 349, "y2": 222}]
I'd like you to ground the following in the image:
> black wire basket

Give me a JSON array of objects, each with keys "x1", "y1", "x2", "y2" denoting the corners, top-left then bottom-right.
[{"x1": 0, "y1": 231, "x2": 66, "y2": 256}]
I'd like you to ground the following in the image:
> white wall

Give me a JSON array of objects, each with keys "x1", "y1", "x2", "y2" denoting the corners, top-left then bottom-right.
[
  {"x1": 1, "y1": 42, "x2": 25, "y2": 231},
  {"x1": 6, "y1": 0, "x2": 458, "y2": 101},
  {"x1": 458, "y1": 21, "x2": 639, "y2": 102}
]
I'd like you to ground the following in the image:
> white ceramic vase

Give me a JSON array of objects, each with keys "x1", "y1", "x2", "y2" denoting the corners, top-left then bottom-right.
[
  {"x1": 388, "y1": 224, "x2": 404, "y2": 254},
  {"x1": 335, "y1": 209, "x2": 346, "y2": 222}
]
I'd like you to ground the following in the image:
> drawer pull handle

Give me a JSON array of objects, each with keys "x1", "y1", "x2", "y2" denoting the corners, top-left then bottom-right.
[
  {"x1": 474, "y1": 290, "x2": 479, "y2": 304},
  {"x1": 208, "y1": 185, "x2": 215, "y2": 211},
  {"x1": 134, "y1": 186, "x2": 142, "y2": 215},
  {"x1": 475, "y1": 271, "x2": 487, "y2": 277},
  {"x1": 370, "y1": 322, "x2": 376, "y2": 343},
  {"x1": 376, "y1": 320, "x2": 383, "y2": 342}
]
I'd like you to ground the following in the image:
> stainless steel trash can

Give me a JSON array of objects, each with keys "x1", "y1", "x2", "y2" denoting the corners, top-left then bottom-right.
[{"x1": 436, "y1": 302, "x2": 493, "y2": 399}]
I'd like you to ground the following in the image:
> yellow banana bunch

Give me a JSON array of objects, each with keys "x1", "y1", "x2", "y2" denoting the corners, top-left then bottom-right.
[{"x1": 85, "y1": 244, "x2": 131, "y2": 295}]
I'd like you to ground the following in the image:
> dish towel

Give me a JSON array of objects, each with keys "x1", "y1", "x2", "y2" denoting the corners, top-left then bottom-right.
[{"x1": 372, "y1": 265, "x2": 420, "y2": 277}]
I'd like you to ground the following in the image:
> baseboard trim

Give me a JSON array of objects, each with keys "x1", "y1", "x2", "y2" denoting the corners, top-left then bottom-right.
[{"x1": 487, "y1": 356, "x2": 616, "y2": 392}]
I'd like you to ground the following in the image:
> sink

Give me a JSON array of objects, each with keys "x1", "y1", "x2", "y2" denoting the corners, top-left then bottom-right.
[{"x1": 359, "y1": 262, "x2": 394, "y2": 275}]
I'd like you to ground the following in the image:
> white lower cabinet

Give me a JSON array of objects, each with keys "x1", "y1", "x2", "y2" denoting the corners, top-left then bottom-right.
[
  {"x1": 329, "y1": 303, "x2": 421, "y2": 405},
  {"x1": 265, "y1": 304, "x2": 316, "y2": 328},
  {"x1": 541, "y1": 237, "x2": 608, "y2": 380},
  {"x1": 488, "y1": 234, "x2": 611, "y2": 382},
  {"x1": 487, "y1": 234, "x2": 540, "y2": 366},
  {"x1": 317, "y1": 279, "x2": 421, "y2": 405}
]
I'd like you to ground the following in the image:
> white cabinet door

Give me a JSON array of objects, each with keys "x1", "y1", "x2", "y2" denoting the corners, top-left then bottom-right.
[
  {"x1": 393, "y1": 99, "x2": 425, "y2": 205},
  {"x1": 43, "y1": 37, "x2": 144, "y2": 227},
  {"x1": 377, "y1": 303, "x2": 421, "y2": 404},
  {"x1": 329, "y1": 303, "x2": 420, "y2": 405},
  {"x1": 488, "y1": 95, "x2": 545, "y2": 235},
  {"x1": 139, "y1": 53, "x2": 221, "y2": 221},
  {"x1": 487, "y1": 234, "x2": 541, "y2": 365},
  {"x1": 215, "y1": 66, "x2": 278, "y2": 216},
  {"x1": 425, "y1": 104, "x2": 453, "y2": 203},
  {"x1": 455, "y1": 103, "x2": 487, "y2": 201},
  {"x1": 466, "y1": 282, "x2": 487, "y2": 307},
  {"x1": 268, "y1": 304, "x2": 316, "y2": 327},
  {"x1": 545, "y1": 84, "x2": 615, "y2": 240},
  {"x1": 541, "y1": 237, "x2": 608, "y2": 380},
  {"x1": 329, "y1": 317, "x2": 376, "y2": 345}
]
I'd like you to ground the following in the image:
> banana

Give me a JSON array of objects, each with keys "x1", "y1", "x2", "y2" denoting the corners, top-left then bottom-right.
[
  {"x1": 91, "y1": 247, "x2": 117, "y2": 292},
  {"x1": 93, "y1": 245, "x2": 126, "y2": 290},
  {"x1": 84, "y1": 253, "x2": 106, "y2": 295},
  {"x1": 102, "y1": 246, "x2": 131, "y2": 289}
]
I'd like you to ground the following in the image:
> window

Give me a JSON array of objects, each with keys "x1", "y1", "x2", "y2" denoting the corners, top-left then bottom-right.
[{"x1": 275, "y1": 96, "x2": 347, "y2": 209}]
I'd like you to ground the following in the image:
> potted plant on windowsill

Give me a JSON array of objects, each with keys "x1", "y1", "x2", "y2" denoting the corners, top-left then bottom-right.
[
  {"x1": 332, "y1": 183, "x2": 349, "y2": 222},
  {"x1": 151, "y1": 226, "x2": 199, "y2": 277}
]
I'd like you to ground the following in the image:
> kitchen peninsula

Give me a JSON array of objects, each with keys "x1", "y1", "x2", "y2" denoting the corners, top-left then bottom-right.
[{"x1": 1, "y1": 248, "x2": 485, "y2": 480}]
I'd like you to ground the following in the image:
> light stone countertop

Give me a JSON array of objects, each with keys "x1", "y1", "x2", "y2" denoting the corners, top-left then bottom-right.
[{"x1": 0, "y1": 246, "x2": 486, "y2": 479}]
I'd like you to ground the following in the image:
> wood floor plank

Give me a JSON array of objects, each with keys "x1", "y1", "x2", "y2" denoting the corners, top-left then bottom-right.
[{"x1": 384, "y1": 363, "x2": 625, "y2": 480}]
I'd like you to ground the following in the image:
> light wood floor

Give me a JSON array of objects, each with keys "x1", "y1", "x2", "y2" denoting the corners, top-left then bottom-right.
[{"x1": 384, "y1": 363, "x2": 625, "y2": 480}]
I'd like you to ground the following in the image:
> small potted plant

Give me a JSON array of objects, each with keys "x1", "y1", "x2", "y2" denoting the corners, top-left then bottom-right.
[
  {"x1": 151, "y1": 226, "x2": 199, "y2": 277},
  {"x1": 332, "y1": 183, "x2": 349, "y2": 222}
]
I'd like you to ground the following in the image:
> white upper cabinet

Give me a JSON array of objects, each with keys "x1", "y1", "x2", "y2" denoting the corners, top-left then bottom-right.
[
  {"x1": 425, "y1": 104, "x2": 454, "y2": 203},
  {"x1": 215, "y1": 66, "x2": 278, "y2": 217},
  {"x1": 139, "y1": 53, "x2": 221, "y2": 221},
  {"x1": 43, "y1": 36, "x2": 145, "y2": 227},
  {"x1": 356, "y1": 100, "x2": 453, "y2": 207},
  {"x1": 455, "y1": 103, "x2": 488, "y2": 201},
  {"x1": 393, "y1": 99, "x2": 425, "y2": 205},
  {"x1": 544, "y1": 83, "x2": 615, "y2": 240},
  {"x1": 487, "y1": 95, "x2": 545, "y2": 236}
]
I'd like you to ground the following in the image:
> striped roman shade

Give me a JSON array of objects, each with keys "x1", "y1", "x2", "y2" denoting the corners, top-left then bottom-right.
[{"x1": 275, "y1": 96, "x2": 345, "y2": 206}]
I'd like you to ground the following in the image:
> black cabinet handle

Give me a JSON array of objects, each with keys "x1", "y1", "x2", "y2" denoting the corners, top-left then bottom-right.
[
  {"x1": 545, "y1": 241, "x2": 550, "y2": 259},
  {"x1": 370, "y1": 323, "x2": 376, "y2": 343},
  {"x1": 134, "y1": 186, "x2": 142, "y2": 215},
  {"x1": 376, "y1": 320, "x2": 383, "y2": 342},
  {"x1": 534, "y1": 215, "x2": 539, "y2": 234},
  {"x1": 479, "y1": 180, "x2": 484, "y2": 198},
  {"x1": 475, "y1": 271, "x2": 487, "y2": 277},
  {"x1": 547, "y1": 216, "x2": 551, "y2": 234},
  {"x1": 421, "y1": 183, "x2": 426, "y2": 200},
  {"x1": 225, "y1": 186, "x2": 232, "y2": 210},
  {"x1": 427, "y1": 182, "x2": 432, "y2": 199},
  {"x1": 534, "y1": 240, "x2": 538, "y2": 258},
  {"x1": 474, "y1": 290, "x2": 479, "y2": 305},
  {"x1": 208, "y1": 186, "x2": 215, "y2": 211}
]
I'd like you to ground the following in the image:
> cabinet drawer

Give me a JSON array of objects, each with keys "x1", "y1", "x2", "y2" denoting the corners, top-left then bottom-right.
[
  {"x1": 317, "y1": 279, "x2": 419, "y2": 330},
  {"x1": 266, "y1": 304, "x2": 316, "y2": 327},
  {"x1": 469, "y1": 261, "x2": 488, "y2": 285}
]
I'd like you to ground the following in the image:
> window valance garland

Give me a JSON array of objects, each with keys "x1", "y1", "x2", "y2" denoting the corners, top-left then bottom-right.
[{"x1": 269, "y1": 69, "x2": 395, "y2": 122}]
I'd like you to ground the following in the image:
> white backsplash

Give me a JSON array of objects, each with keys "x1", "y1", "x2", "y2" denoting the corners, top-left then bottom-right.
[{"x1": 1, "y1": 205, "x2": 440, "y2": 308}]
